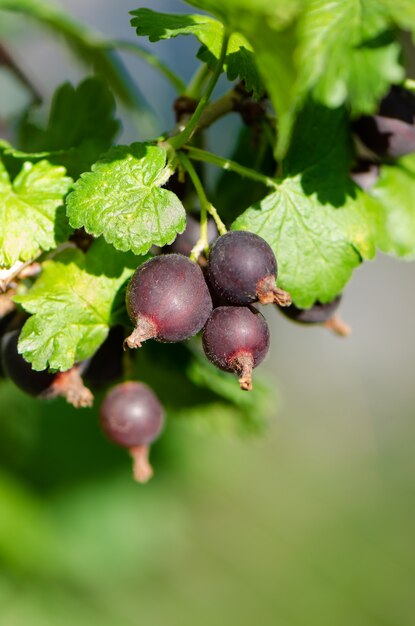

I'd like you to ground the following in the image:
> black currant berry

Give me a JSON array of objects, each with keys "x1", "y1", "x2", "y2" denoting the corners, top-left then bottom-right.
[
  {"x1": 207, "y1": 231, "x2": 291, "y2": 306},
  {"x1": 1, "y1": 329, "x2": 55, "y2": 396},
  {"x1": 125, "y1": 254, "x2": 212, "y2": 349},
  {"x1": 353, "y1": 86, "x2": 415, "y2": 159},
  {"x1": 1, "y1": 329, "x2": 93, "y2": 406},
  {"x1": 202, "y1": 306, "x2": 270, "y2": 391},
  {"x1": 100, "y1": 381, "x2": 165, "y2": 483},
  {"x1": 165, "y1": 215, "x2": 218, "y2": 257},
  {"x1": 278, "y1": 296, "x2": 351, "y2": 336}
]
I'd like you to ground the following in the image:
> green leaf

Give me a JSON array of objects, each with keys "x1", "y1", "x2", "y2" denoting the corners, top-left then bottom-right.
[
  {"x1": 183, "y1": 0, "x2": 301, "y2": 155},
  {"x1": 66, "y1": 143, "x2": 186, "y2": 255},
  {"x1": 233, "y1": 103, "x2": 377, "y2": 308},
  {"x1": 183, "y1": 0, "x2": 406, "y2": 156},
  {"x1": 14, "y1": 239, "x2": 148, "y2": 371},
  {"x1": 130, "y1": 8, "x2": 263, "y2": 97},
  {"x1": 18, "y1": 78, "x2": 120, "y2": 178},
  {"x1": 0, "y1": 158, "x2": 72, "y2": 268},
  {"x1": 370, "y1": 154, "x2": 415, "y2": 259},
  {"x1": 295, "y1": 0, "x2": 404, "y2": 115},
  {"x1": 382, "y1": 0, "x2": 415, "y2": 39}
]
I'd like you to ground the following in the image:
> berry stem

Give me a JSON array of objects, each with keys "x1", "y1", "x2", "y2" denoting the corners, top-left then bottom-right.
[
  {"x1": 179, "y1": 152, "x2": 227, "y2": 239},
  {"x1": 42, "y1": 365, "x2": 94, "y2": 408},
  {"x1": 185, "y1": 63, "x2": 211, "y2": 99},
  {"x1": 130, "y1": 445, "x2": 154, "y2": 483},
  {"x1": 124, "y1": 316, "x2": 157, "y2": 349},
  {"x1": 168, "y1": 30, "x2": 230, "y2": 150},
  {"x1": 197, "y1": 89, "x2": 242, "y2": 130},
  {"x1": 323, "y1": 315, "x2": 351, "y2": 337},
  {"x1": 190, "y1": 208, "x2": 209, "y2": 262},
  {"x1": 185, "y1": 145, "x2": 279, "y2": 189},
  {"x1": 231, "y1": 352, "x2": 254, "y2": 391}
]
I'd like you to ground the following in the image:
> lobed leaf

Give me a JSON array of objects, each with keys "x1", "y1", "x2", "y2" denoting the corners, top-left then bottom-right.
[
  {"x1": 130, "y1": 8, "x2": 263, "y2": 97},
  {"x1": 14, "y1": 239, "x2": 148, "y2": 371},
  {"x1": 295, "y1": 0, "x2": 404, "y2": 115},
  {"x1": 66, "y1": 143, "x2": 186, "y2": 255},
  {"x1": 0, "y1": 158, "x2": 72, "y2": 268},
  {"x1": 370, "y1": 154, "x2": 415, "y2": 259}
]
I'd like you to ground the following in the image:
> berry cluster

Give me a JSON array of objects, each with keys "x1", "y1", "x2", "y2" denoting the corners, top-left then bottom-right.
[
  {"x1": 0, "y1": 226, "x2": 352, "y2": 482},
  {"x1": 125, "y1": 230, "x2": 290, "y2": 392}
]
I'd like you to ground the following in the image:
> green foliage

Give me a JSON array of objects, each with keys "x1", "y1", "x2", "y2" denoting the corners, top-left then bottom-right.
[
  {"x1": 0, "y1": 158, "x2": 72, "y2": 267},
  {"x1": 66, "y1": 143, "x2": 186, "y2": 255},
  {"x1": 371, "y1": 154, "x2": 415, "y2": 258},
  {"x1": 295, "y1": 0, "x2": 404, "y2": 114},
  {"x1": 130, "y1": 8, "x2": 263, "y2": 97},
  {"x1": 15, "y1": 240, "x2": 147, "y2": 371}
]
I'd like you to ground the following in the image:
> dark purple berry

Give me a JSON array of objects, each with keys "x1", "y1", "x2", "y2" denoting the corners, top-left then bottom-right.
[
  {"x1": 207, "y1": 231, "x2": 291, "y2": 306},
  {"x1": 350, "y1": 160, "x2": 380, "y2": 191},
  {"x1": 165, "y1": 215, "x2": 218, "y2": 257},
  {"x1": 125, "y1": 254, "x2": 212, "y2": 349},
  {"x1": 1, "y1": 329, "x2": 55, "y2": 396},
  {"x1": 278, "y1": 296, "x2": 350, "y2": 336},
  {"x1": 100, "y1": 381, "x2": 165, "y2": 482},
  {"x1": 202, "y1": 306, "x2": 270, "y2": 391},
  {"x1": 1, "y1": 329, "x2": 93, "y2": 406},
  {"x1": 353, "y1": 86, "x2": 415, "y2": 159}
]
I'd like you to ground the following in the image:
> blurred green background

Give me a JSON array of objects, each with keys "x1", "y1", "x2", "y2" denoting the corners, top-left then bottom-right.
[{"x1": 1, "y1": 2, "x2": 415, "y2": 625}]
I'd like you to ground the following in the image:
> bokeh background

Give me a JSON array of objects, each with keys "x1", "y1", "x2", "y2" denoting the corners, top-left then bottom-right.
[{"x1": 1, "y1": 2, "x2": 415, "y2": 625}]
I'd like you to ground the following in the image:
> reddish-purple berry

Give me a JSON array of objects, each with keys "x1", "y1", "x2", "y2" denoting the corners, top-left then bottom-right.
[
  {"x1": 202, "y1": 306, "x2": 270, "y2": 391},
  {"x1": 125, "y1": 254, "x2": 212, "y2": 349},
  {"x1": 100, "y1": 381, "x2": 165, "y2": 483},
  {"x1": 207, "y1": 231, "x2": 291, "y2": 306}
]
